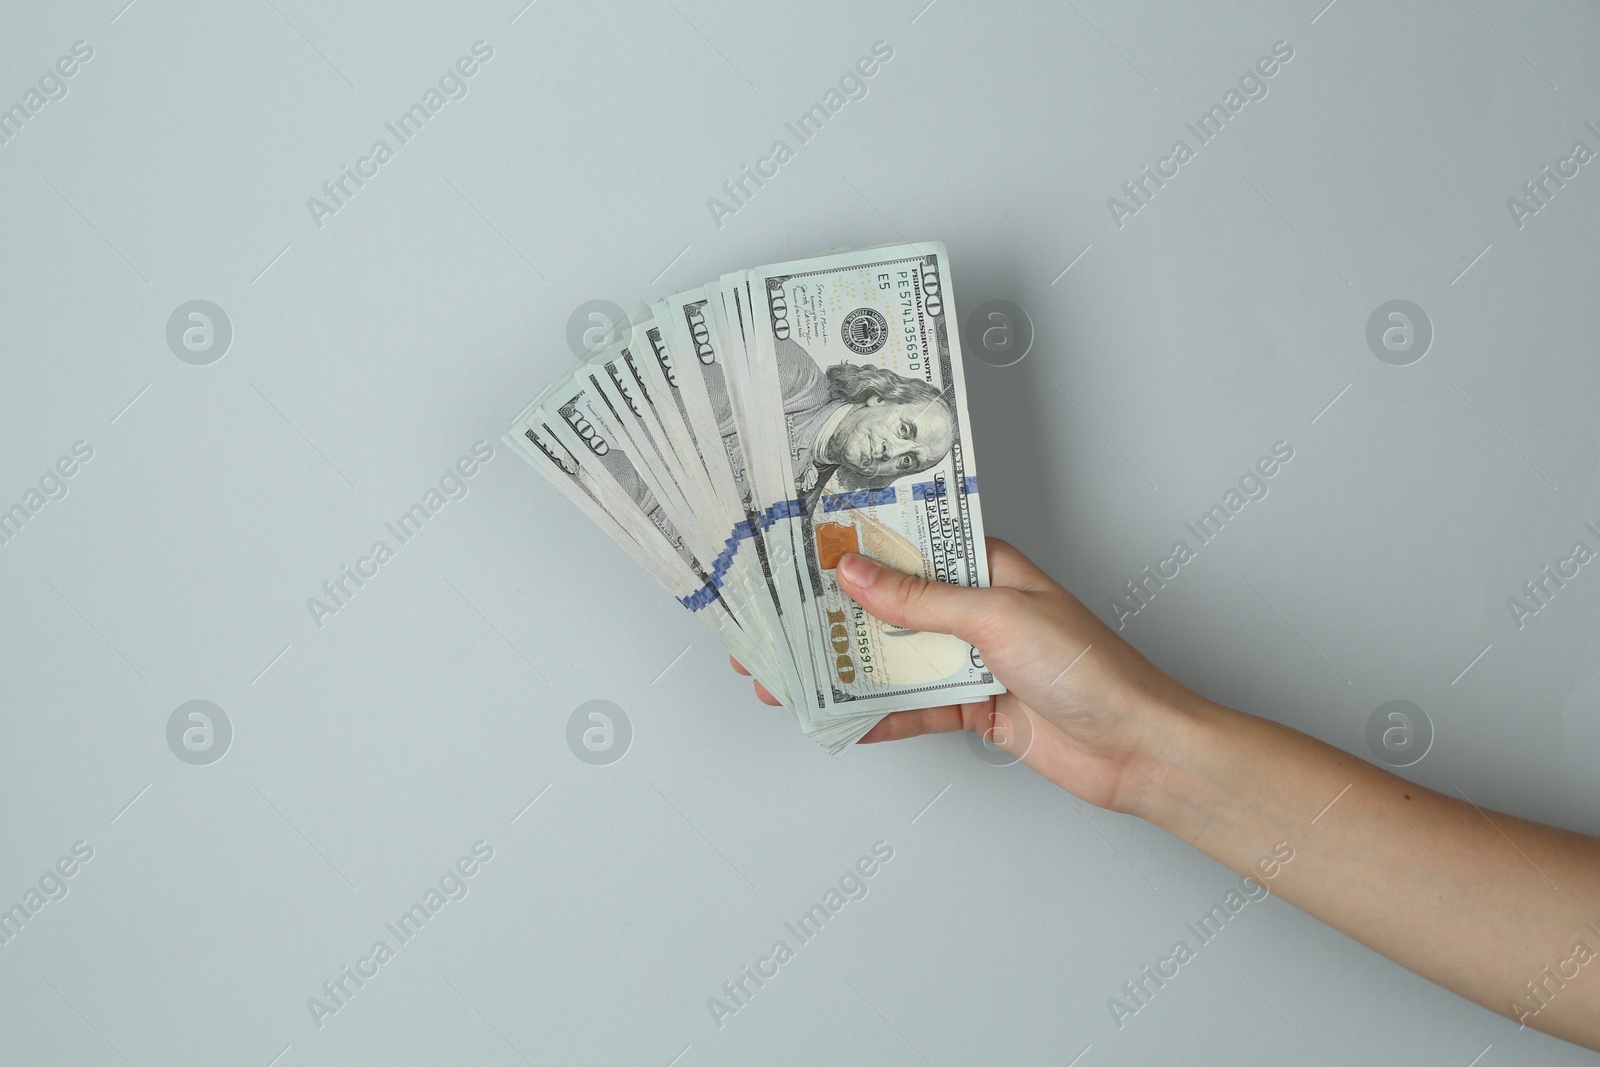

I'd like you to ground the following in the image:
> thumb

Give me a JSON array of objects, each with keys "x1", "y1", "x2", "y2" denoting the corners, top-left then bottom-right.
[{"x1": 835, "y1": 552, "x2": 998, "y2": 643}]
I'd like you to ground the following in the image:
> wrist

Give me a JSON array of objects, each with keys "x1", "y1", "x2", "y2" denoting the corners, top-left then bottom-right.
[{"x1": 1107, "y1": 684, "x2": 1235, "y2": 826}]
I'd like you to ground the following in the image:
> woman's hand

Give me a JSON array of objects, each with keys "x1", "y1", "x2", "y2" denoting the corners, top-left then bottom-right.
[
  {"x1": 736, "y1": 538, "x2": 1600, "y2": 1051},
  {"x1": 731, "y1": 537, "x2": 1206, "y2": 812}
]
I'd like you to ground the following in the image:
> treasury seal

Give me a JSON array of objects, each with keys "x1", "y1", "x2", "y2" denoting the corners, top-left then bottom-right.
[{"x1": 840, "y1": 307, "x2": 889, "y2": 355}]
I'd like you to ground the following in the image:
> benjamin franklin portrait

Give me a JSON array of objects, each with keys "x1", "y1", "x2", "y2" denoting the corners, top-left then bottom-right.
[{"x1": 710, "y1": 335, "x2": 955, "y2": 513}]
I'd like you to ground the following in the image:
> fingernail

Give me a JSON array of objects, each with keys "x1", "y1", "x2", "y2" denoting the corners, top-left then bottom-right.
[{"x1": 837, "y1": 552, "x2": 879, "y2": 588}]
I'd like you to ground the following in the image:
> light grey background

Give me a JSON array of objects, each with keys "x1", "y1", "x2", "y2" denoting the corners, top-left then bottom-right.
[{"x1": 2, "y1": 0, "x2": 1598, "y2": 1063}]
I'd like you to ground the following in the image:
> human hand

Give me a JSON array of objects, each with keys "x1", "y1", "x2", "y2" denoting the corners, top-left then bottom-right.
[
  {"x1": 740, "y1": 543, "x2": 1600, "y2": 1052},
  {"x1": 731, "y1": 538, "x2": 1206, "y2": 812}
]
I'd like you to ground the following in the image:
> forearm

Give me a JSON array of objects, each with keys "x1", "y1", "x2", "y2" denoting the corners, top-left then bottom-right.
[
  {"x1": 823, "y1": 545, "x2": 1600, "y2": 1045},
  {"x1": 1125, "y1": 692, "x2": 1600, "y2": 1048}
]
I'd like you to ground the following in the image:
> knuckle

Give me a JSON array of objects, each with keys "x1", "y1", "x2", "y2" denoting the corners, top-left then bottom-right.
[
  {"x1": 967, "y1": 587, "x2": 1023, "y2": 639},
  {"x1": 897, "y1": 573, "x2": 933, "y2": 614},
  {"x1": 988, "y1": 586, "x2": 1024, "y2": 611},
  {"x1": 959, "y1": 703, "x2": 990, "y2": 734}
]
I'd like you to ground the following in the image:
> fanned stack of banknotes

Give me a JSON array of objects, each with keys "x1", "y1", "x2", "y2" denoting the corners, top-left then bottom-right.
[{"x1": 507, "y1": 243, "x2": 1005, "y2": 753}]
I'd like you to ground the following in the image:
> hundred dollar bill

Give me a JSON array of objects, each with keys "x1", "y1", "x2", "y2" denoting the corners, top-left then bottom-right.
[
  {"x1": 584, "y1": 338, "x2": 722, "y2": 556},
  {"x1": 658, "y1": 287, "x2": 812, "y2": 709},
  {"x1": 530, "y1": 376, "x2": 787, "y2": 698},
  {"x1": 747, "y1": 242, "x2": 1004, "y2": 717},
  {"x1": 710, "y1": 272, "x2": 833, "y2": 722},
  {"x1": 615, "y1": 311, "x2": 796, "y2": 691},
  {"x1": 504, "y1": 416, "x2": 779, "y2": 695}
]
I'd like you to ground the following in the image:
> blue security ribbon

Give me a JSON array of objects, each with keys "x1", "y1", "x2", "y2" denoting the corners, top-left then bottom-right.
[
  {"x1": 676, "y1": 498, "x2": 807, "y2": 611},
  {"x1": 820, "y1": 487, "x2": 897, "y2": 511},
  {"x1": 910, "y1": 475, "x2": 979, "y2": 500}
]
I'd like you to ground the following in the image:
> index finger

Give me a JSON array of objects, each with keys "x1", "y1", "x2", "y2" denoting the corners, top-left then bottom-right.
[{"x1": 858, "y1": 698, "x2": 996, "y2": 743}]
